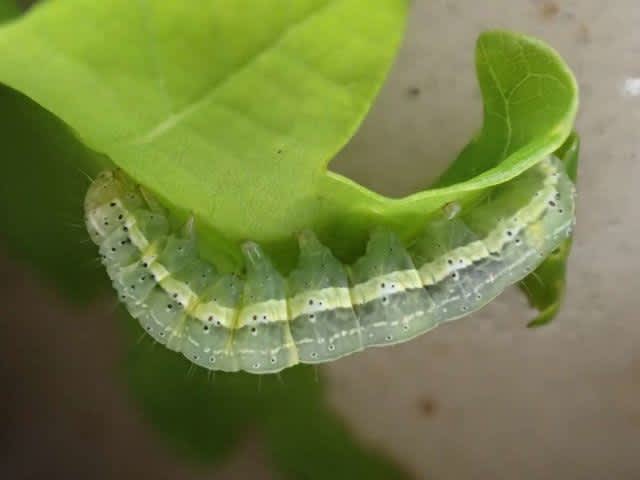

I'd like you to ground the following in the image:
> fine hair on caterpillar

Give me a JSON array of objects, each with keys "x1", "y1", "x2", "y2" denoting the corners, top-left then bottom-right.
[{"x1": 84, "y1": 157, "x2": 576, "y2": 374}]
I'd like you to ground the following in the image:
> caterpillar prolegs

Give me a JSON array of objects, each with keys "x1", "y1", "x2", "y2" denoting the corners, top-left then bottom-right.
[{"x1": 85, "y1": 157, "x2": 576, "y2": 374}]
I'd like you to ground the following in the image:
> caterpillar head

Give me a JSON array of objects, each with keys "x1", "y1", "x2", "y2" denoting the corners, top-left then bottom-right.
[{"x1": 84, "y1": 170, "x2": 142, "y2": 245}]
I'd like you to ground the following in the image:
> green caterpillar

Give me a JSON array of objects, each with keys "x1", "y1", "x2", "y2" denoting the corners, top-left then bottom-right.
[{"x1": 85, "y1": 157, "x2": 575, "y2": 374}]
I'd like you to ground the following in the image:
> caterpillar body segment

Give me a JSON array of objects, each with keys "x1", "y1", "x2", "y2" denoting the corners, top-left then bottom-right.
[{"x1": 85, "y1": 157, "x2": 576, "y2": 374}]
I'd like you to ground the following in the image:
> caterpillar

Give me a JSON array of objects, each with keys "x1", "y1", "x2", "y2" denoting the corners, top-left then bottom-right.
[{"x1": 85, "y1": 157, "x2": 575, "y2": 374}]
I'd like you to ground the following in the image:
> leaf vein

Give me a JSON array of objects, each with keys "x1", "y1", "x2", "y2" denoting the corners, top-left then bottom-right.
[{"x1": 128, "y1": 0, "x2": 336, "y2": 146}]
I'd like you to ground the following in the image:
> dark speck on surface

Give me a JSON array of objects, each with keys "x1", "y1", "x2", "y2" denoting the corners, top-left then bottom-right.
[
  {"x1": 539, "y1": 1, "x2": 559, "y2": 20},
  {"x1": 577, "y1": 23, "x2": 592, "y2": 44},
  {"x1": 418, "y1": 397, "x2": 437, "y2": 417},
  {"x1": 407, "y1": 86, "x2": 421, "y2": 98}
]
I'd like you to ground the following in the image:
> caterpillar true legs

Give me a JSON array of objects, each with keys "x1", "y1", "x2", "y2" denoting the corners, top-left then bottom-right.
[{"x1": 85, "y1": 157, "x2": 576, "y2": 374}]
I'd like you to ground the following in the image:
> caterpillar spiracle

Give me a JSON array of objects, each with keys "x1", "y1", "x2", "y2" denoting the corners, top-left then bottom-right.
[{"x1": 85, "y1": 157, "x2": 576, "y2": 374}]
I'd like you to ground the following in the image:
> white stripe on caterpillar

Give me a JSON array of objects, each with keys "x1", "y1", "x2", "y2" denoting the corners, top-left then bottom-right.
[{"x1": 84, "y1": 157, "x2": 576, "y2": 374}]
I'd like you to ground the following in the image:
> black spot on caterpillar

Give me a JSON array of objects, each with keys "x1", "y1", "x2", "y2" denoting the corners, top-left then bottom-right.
[{"x1": 84, "y1": 157, "x2": 575, "y2": 374}]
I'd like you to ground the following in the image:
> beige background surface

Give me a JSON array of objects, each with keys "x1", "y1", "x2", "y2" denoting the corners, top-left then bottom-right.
[
  {"x1": 2, "y1": 1, "x2": 639, "y2": 479},
  {"x1": 329, "y1": 1, "x2": 640, "y2": 478}
]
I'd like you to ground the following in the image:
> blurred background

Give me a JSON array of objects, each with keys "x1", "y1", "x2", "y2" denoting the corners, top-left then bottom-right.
[{"x1": 2, "y1": 1, "x2": 639, "y2": 479}]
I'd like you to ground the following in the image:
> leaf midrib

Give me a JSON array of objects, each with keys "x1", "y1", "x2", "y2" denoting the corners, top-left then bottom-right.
[{"x1": 127, "y1": 0, "x2": 337, "y2": 147}]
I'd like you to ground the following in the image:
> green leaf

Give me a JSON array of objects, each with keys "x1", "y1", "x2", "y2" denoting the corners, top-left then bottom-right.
[
  {"x1": 0, "y1": 85, "x2": 110, "y2": 300},
  {"x1": 121, "y1": 311, "x2": 410, "y2": 478},
  {"x1": 0, "y1": 6, "x2": 577, "y2": 272},
  {"x1": 262, "y1": 392, "x2": 412, "y2": 480},
  {"x1": 0, "y1": 0, "x2": 410, "y2": 271},
  {"x1": 319, "y1": 30, "x2": 579, "y2": 261},
  {"x1": 435, "y1": 31, "x2": 578, "y2": 186},
  {"x1": 0, "y1": 0, "x2": 19, "y2": 23},
  {"x1": 520, "y1": 132, "x2": 579, "y2": 327},
  {"x1": 424, "y1": 31, "x2": 579, "y2": 325},
  {"x1": 120, "y1": 310, "x2": 258, "y2": 462},
  {"x1": 0, "y1": 0, "x2": 411, "y2": 475}
]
